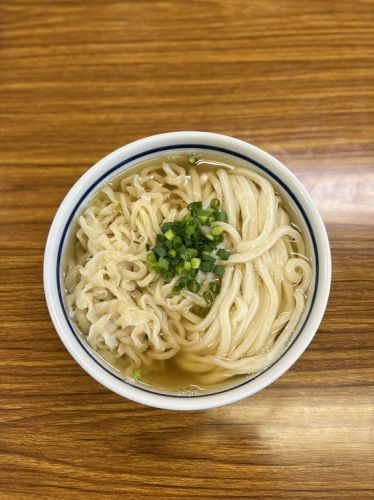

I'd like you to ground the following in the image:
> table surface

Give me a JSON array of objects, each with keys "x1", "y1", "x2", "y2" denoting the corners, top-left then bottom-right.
[{"x1": 1, "y1": 1, "x2": 373, "y2": 498}]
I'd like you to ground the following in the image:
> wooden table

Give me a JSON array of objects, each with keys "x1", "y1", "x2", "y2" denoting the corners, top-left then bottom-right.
[{"x1": 1, "y1": 1, "x2": 373, "y2": 498}]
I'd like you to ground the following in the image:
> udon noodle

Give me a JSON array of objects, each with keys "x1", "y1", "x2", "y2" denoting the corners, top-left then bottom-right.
[{"x1": 65, "y1": 154, "x2": 312, "y2": 389}]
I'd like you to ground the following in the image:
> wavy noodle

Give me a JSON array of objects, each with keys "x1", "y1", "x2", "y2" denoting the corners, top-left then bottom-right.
[{"x1": 65, "y1": 155, "x2": 312, "y2": 387}]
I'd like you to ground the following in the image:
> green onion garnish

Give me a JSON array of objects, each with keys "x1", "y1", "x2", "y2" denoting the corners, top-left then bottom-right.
[
  {"x1": 188, "y1": 154, "x2": 198, "y2": 165},
  {"x1": 208, "y1": 282, "x2": 221, "y2": 295},
  {"x1": 158, "y1": 257, "x2": 169, "y2": 270},
  {"x1": 187, "y1": 279, "x2": 200, "y2": 293},
  {"x1": 184, "y1": 261, "x2": 192, "y2": 271},
  {"x1": 197, "y1": 307, "x2": 209, "y2": 318},
  {"x1": 133, "y1": 369, "x2": 142, "y2": 380},
  {"x1": 211, "y1": 225, "x2": 223, "y2": 236},
  {"x1": 154, "y1": 246, "x2": 167, "y2": 258},
  {"x1": 147, "y1": 252, "x2": 157, "y2": 263},
  {"x1": 164, "y1": 229, "x2": 175, "y2": 240},
  {"x1": 185, "y1": 224, "x2": 195, "y2": 236},
  {"x1": 147, "y1": 197, "x2": 230, "y2": 298},
  {"x1": 172, "y1": 235, "x2": 182, "y2": 248},
  {"x1": 203, "y1": 291, "x2": 213, "y2": 305},
  {"x1": 216, "y1": 248, "x2": 231, "y2": 260},
  {"x1": 201, "y1": 260, "x2": 215, "y2": 272},
  {"x1": 180, "y1": 250, "x2": 191, "y2": 261},
  {"x1": 204, "y1": 233, "x2": 214, "y2": 241},
  {"x1": 210, "y1": 198, "x2": 220, "y2": 209},
  {"x1": 187, "y1": 201, "x2": 202, "y2": 212},
  {"x1": 213, "y1": 265, "x2": 224, "y2": 277},
  {"x1": 191, "y1": 258, "x2": 201, "y2": 269},
  {"x1": 162, "y1": 222, "x2": 173, "y2": 232},
  {"x1": 188, "y1": 248, "x2": 198, "y2": 258},
  {"x1": 175, "y1": 263, "x2": 184, "y2": 275},
  {"x1": 215, "y1": 211, "x2": 227, "y2": 222}
]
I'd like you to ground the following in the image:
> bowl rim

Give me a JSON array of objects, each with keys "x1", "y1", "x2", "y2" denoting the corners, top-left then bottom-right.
[{"x1": 44, "y1": 131, "x2": 331, "y2": 411}]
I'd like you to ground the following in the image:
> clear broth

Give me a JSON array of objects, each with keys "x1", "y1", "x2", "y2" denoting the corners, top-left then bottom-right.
[{"x1": 64, "y1": 151, "x2": 313, "y2": 395}]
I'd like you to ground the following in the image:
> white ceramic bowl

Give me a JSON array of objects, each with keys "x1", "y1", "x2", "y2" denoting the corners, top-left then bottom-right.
[{"x1": 44, "y1": 132, "x2": 331, "y2": 410}]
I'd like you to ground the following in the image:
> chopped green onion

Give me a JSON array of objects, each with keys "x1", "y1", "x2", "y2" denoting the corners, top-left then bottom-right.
[
  {"x1": 215, "y1": 211, "x2": 227, "y2": 222},
  {"x1": 188, "y1": 154, "x2": 198, "y2": 165},
  {"x1": 187, "y1": 279, "x2": 200, "y2": 293},
  {"x1": 179, "y1": 276, "x2": 189, "y2": 288},
  {"x1": 204, "y1": 233, "x2": 214, "y2": 241},
  {"x1": 164, "y1": 229, "x2": 175, "y2": 240},
  {"x1": 196, "y1": 208, "x2": 209, "y2": 217},
  {"x1": 175, "y1": 263, "x2": 184, "y2": 275},
  {"x1": 210, "y1": 198, "x2": 220, "y2": 209},
  {"x1": 191, "y1": 258, "x2": 201, "y2": 269},
  {"x1": 208, "y1": 282, "x2": 221, "y2": 295},
  {"x1": 147, "y1": 252, "x2": 157, "y2": 263},
  {"x1": 211, "y1": 225, "x2": 223, "y2": 236},
  {"x1": 203, "y1": 291, "x2": 213, "y2": 305},
  {"x1": 162, "y1": 269, "x2": 174, "y2": 280},
  {"x1": 173, "y1": 220, "x2": 184, "y2": 233},
  {"x1": 185, "y1": 224, "x2": 195, "y2": 236},
  {"x1": 197, "y1": 307, "x2": 210, "y2": 318},
  {"x1": 133, "y1": 369, "x2": 142, "y2": 380},
  {"x1": 195, "y1": 209, "x2": 209, "y2": 223},
  {"x1": 188, "y1": 201, "x2": 202, "y2": 212},
  {"x1": 201, "y1": 260, "x2": 215, "y2": 272},
  {"x1": 184, "y1": 261, "x2": 192, "y2": 271},
  {"x1": 188, "y1": 248, "x2": 198, "y2": 258},
  {"x1": 162, "y1": 222, "x2": 173, "y2": 232},
  {"x1": 154, "y1": 246, "x2": 167, "y2": 258},
  {"x1": 216, "y1": 248, "x2": 231, "y2": 260},
  {"x1": 213, "y1": 265, "x2": 224, "y2": 277},
  {"x1": 158, "y1": 257, "x2": 169, "y2": 270},
  {"x1": 172, "y1": 235, "x2": 182, "y2": 248},
  {"x1": 180, "y1": 250, "x2": 191, "y2": 261},
  {"x1": 148, "y1": 196, "x2": 229, "y2": 293},
  {"x1": 177, "y1": 245, "x2": 187, "y2": 255}
]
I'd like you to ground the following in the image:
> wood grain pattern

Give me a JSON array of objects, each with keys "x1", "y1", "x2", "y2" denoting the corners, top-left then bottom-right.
[{"x1": 1, "y1": 1, "x2": 373, "y2": 498}]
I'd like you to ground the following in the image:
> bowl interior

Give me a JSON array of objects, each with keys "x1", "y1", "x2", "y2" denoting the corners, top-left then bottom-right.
[{"x1": 56, "y1": 143, "x2": 319, "y2": 401}]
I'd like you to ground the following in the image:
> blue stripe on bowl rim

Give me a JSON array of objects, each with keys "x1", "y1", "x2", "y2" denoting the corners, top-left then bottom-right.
[{"x1": 57, "y1": 144, "x2": 319, "y2": 398}]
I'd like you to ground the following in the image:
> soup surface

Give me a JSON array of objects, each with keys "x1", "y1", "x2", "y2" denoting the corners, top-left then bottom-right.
[{"x1": 64, "y1": 152, "x2": 312, "y2": 393}]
